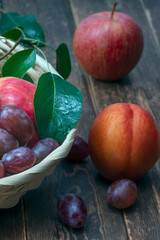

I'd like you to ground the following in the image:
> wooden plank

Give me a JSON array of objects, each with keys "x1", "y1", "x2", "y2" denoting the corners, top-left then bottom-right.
[
  {"x1": 139, "y1": 0, "x2": 160, "y2": 52},
  {"x1": 0, "y1": 200, "x2": 26, "y2": 240},
  {"x1": 70, "y1": 0, "x2": 160, "y2": 239}
]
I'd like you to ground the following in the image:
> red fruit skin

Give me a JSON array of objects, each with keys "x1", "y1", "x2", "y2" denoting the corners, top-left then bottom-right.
[
  {"x1": 67, "y1": 136, "x2": 89, "y2": 161},
  {"x1": 0, "y1": 128, "x2": 19, "y2": 157},
  {"x1": 88, "y1": 103, "x2": 160, "y2": 181},
  {"x1": 57, "y1": 193, "x2": 87, "y2": 229},
  {"x1": 73, "y1": 12, "x2": 144, "y2": 81},
  {"x1": 0, "y1": 161, "x2": 5, "y2": 178},
  {"x1": 0, "y1": 105, "x2": 34, "y2": 146},
  {"x1": 2, "y1": 147, "x2": 36, "y2": 173},
  {"x1": 32, "y1": 138, "x2": 59, "y2": 164},
  {"x1": 107, "y1": 179, "x2": 138, "y2": 209},
  {"x1": 0, "y1": 77, "x2": 39, "y2": 147}
]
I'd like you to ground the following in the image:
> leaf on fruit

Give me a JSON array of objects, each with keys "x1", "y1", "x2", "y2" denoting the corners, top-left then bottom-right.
[
  {"x1": 56, "y1": 43, "x2": 71, "y2": 79},
  {"x1": 34, "y1": 72, "x2": 82, "y2": 142},
  {"x1": 2, "y1": 48, "x2": 36, "y2": 78},
  {"x1": 0, "y1": 12, "x2": 45, "y2": 45}
]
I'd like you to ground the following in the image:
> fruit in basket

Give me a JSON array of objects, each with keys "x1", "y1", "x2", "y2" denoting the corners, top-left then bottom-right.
[
  {"x1": 32, "y1": 138, "x2": 59, "y2": 164},
  {"x1": 0, "y1": 128, "x2": 19, "y2": 157},
  {"x1": 73, "y1": 3, "x2": 144, "y2": 81},
  {"x1": 107, "y1": 179, "x2": 138, "y2": 209},
  {"x1": 0, "y1": 77, "x2": 39, "y2": 147},
  {"x1": 0, "y1": 161, "x2": 5, "y2": 178},
  {"x1": 57, "y1": 193, "x2": 87, "y2": 228},
  {"x1": 67, "y1": 136, "x2": 89, "y2": 161},
  {"x1": 88, "y1": 103, "x2": 160, "y2": 181},
  {"x1": 2, "y1": 147, "x2": 36, "y2": 173},
  {"x1": 0, "y1": 105, "x2": 34, "y2": 146}
]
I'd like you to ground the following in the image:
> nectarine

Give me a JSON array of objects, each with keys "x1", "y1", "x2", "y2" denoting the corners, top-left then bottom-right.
[{"x1": 88, "y1": 103, "x2": 160, "y2": 181}]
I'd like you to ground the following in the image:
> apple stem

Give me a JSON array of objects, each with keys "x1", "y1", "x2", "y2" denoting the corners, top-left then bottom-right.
[{"x1": 110, "y1": 2, "x2": 118, "y2": 19}]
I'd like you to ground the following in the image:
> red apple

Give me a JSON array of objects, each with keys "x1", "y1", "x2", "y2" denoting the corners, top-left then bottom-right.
[
  {"x1": 0, "y1": 77, "x2": 39, "y2": 147},
  {"x1": 88, "y1": 103, "x2": 160, "y2": 181},
  {"x1": 73, "y1": 3, "x2": 144, "y2": 81}
]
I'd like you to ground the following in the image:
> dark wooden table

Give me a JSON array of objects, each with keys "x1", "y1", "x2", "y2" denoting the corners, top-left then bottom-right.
[{"x1": 0, "y1": 0, "x2": 160, "y2": 239}]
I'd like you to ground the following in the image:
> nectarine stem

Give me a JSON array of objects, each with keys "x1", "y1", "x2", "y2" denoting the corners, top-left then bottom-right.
[{"x1": 110, "y1": 2, "x2": 118, "y2": 19}]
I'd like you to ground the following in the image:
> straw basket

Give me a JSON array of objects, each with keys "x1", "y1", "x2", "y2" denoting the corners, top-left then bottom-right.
[{"x1": 0, "y1": 37, "x2": 77, "y2": 208}]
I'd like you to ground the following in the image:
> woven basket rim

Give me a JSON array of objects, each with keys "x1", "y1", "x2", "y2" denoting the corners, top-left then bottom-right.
[{"x1": 0, "y1": 128, "x2": 77, "y2": 186}]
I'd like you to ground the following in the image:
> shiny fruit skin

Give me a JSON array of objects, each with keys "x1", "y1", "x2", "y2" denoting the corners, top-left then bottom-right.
[
  {"x1": 107, "y1": 179, "x2": 138, "y2": 209},
  {"x1": 0, "y1": 77, "x2": 39, "y2": 147},
  {"x1": 88, "y1": 103, "x2": 160, "y2": 181},
  {"x1": 73, "y1": 12, "x2": 144, "y2": 81},
  {"x1": 57, "y1": 193, "x2": 87, "y2": 228},
  {"x1": 0, "y1": 128, "x2": 19, "y2": 157},
  {"x1": 67, "y1": 136, "x2": 89, "y2": 161},
  {"x1": 32, "y1": 138, "x2": 59, "y2": 164},
  {"x1": 0, "y1": 105, "x2": 34, "y2": 146},
  {"x1": 2, "y1": 147, "x2": 36, "y2": 173}
]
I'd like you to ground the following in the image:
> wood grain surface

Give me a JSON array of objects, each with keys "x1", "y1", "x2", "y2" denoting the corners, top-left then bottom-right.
[{"x1": 0, "y1": 0, "x2": 160, "y2": 239}]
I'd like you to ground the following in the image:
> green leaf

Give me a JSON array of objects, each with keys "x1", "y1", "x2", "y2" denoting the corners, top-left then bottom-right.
[
  {"x1": 34, "y1": 72, "x2": 82, "y2": 142},
  {"x1": 2, "y1": 48, "x2": 36, "y2": 78},
  {"x1": 23, "y1": 73, "x2": 34, "y2": 84},
  {"x1": 2, "y1": 27, "x2": 23, "y2": 41},
  {"x1": 56, "y1": 43, "x2": 71, "y2": 79},
  {"x1": 0, "y1": 12, "x2": 45, "y2": 45},
  {"x1": 34, "y1": 72, "x2": 56, "y2": 139}
]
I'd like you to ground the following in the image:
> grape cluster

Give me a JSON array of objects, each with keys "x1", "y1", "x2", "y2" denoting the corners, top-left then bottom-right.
[{"x1": 0, "y1": 105, "x2": 59, "y2": 178}]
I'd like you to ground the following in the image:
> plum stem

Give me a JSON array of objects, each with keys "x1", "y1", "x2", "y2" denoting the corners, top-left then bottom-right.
[{"x1": 110, "y1": 2, "x2": 118, "y2": 19}]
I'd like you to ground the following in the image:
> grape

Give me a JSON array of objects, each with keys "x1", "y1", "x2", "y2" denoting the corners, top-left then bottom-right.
[
  {"x1": 0, "y1": 105, "x2": 34, "y2": 146},
  {"x1": 67, "y1": 136, "x2": 89, "y2": 161},
  {"x1": 32, "y1": 138, "x2": 59, "y2": 164},
  {"x1": 107, "y1": 179, "x2": 138, "y2": 209},
  {"x1": 0, "y1": 128, "x2": 19, "y2": 157},
  {"x1": 57, "y1": 193, "x2": 87, "y2": 228},
  {"x1": 2, "y1": 147, "x2": 36, "y2": 173},
  {"x1": 0, "y1": 161, "x2": 5, "y2": 178}
]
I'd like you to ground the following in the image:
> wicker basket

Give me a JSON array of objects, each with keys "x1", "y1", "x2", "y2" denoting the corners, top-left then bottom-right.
[{"x1": 0, "y1": 37, "x2": 77, "y2": 208}]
